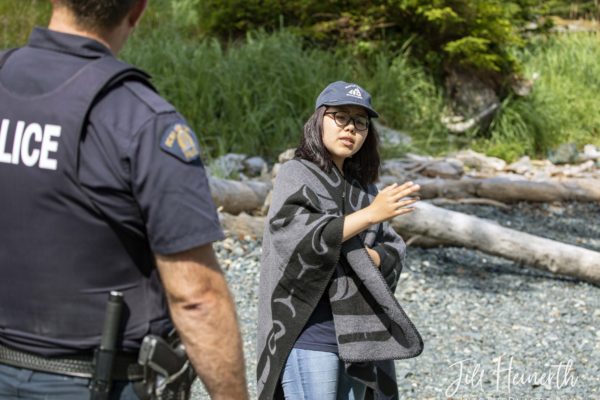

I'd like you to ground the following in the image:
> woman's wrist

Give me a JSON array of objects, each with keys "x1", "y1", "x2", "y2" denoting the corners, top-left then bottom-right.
[
  {"x1": 343, "y1": 207, "x2": 377, "y2": 242},
  {"x1": 362, "y1": 204, "x2": 378, "y2": 225}
]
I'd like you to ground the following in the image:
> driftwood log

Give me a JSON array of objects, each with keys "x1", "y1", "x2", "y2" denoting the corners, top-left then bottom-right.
[
  {"x1": 220, "y1": 212, "x2": 266, "y2": 238},
  {"x1": 378, "y1": 176, "x2": 600, "y2": 203},
  {"x1": 209, "y1": 177, "x2": 271, "y2": 215},
  {"x1": 419, "y1": 177, "x2": 600, "y2": 202},
  {"x1": 218, "y1": 202, "x2": 600, "y2": 285},
  {"x1": 209, "y1": 175, "x2": 600, "y2": 215},
  {"x1": 209, "y1": 174, "x2": 600, "y2": 283},
  {"x1": 392, "y1": 202, "x2": 600, "y2": 285}
]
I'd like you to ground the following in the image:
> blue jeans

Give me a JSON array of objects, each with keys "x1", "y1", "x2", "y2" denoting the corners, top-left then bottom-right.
[
  {"x1": 282, "y1": 348, "x2": 367, "y2": 400},
  {"x1": 0, "y1": 363, "x2": 139, "y2": 399}
]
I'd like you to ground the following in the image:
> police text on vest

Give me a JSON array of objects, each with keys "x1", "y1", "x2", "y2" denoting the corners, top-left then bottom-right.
[{"x1": 0, "y1": 119, "x2": 61, "y2": 170}]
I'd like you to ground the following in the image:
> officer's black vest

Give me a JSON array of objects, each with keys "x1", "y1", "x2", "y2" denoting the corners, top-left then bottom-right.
[{"x1": 0, "y1": 51, "x2": 170, "y2": 356}]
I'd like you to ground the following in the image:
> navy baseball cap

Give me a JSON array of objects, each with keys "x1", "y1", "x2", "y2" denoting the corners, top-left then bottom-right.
[{"x1": 315, "y1": 81, "x2": 379, "y2": 118}]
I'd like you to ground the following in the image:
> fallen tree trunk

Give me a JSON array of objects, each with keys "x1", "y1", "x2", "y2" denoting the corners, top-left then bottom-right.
[
  {"x1": 220, "y1": 212, "x2": 266, "y2": 238},
  {"x1": 392, "y1": 202, "x2": 600, "y2": 285},
  {"x1": 431, "y1": 197, "x2": 510, "y2": 209},
  {"x1": 209, "y1": 178, "x2": 271, "y2": 215},
  {"x1": 218, "y1": 213, "x2": 454, "y2": 247},
  {"x1": 218, "y1": 201, "x2": 600, "y2": 284},
  {"x1": 379, "y1": 176, "x2": 600, "y2": 202},
  {"x1": 404, "y1": 235, "x2": 453, "y2": 248},
  {"x1": 211, "y1": 174, "x2": 600, "y2": 214}
]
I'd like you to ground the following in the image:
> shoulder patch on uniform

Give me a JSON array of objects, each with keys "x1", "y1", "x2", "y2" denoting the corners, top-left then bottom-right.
[
  {"x1": 160, "y1": 122, "x2": 201, "y2": 162},
  {"x1": 124, "y1": 81, "x2": 175, "y2": 114}
]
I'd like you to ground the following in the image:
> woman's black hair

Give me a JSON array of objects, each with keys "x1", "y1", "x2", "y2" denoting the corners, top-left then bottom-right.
[{"x1": 295, "y1": 106, "x2": 380, "y2": 187}]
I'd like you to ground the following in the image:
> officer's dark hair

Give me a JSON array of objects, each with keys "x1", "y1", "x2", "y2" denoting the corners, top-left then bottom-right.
[
  {"x1": 54, "y1": 0, "x2": 139, "y2": 31},
  {"x1": 295, "y1": 106, "x2": 380, "y2": 187}
]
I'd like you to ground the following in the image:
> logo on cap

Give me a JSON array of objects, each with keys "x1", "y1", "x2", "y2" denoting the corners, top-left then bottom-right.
[{"x1": 346, "y1": 87, "x2": 363, "y2": 99}]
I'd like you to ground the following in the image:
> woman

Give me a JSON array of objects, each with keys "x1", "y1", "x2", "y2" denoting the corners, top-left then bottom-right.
[{"x1": 257, "y1": 81, "x2": 423, "y2": 400}]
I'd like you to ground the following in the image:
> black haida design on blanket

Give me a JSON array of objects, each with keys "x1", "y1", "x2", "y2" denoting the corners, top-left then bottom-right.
[{"x1": 257, "y1": 159, "x2": 423, "y2": 400}]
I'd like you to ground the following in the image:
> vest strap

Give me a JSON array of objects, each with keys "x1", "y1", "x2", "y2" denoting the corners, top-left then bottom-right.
[{"x1": 0, "y1": 48, "x2": 17, "y2": 69}]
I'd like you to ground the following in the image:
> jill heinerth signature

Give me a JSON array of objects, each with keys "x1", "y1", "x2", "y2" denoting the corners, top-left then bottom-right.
[{"x1": 445, "y1": 354, "x2": 579, "y2": 397}]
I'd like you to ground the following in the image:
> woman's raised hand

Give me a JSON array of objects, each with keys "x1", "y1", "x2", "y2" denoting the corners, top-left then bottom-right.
[
  {"x1": 342, "y1": 181, "x2": 420, "y2": 242},
  {"x1": 366, "y1": 182, "x2": 420, "y2": 224}
]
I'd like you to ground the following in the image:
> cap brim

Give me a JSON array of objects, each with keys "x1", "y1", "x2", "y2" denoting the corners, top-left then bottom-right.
[{"x1": 319, "y1": 100, "x2": 379, "y2": 118}]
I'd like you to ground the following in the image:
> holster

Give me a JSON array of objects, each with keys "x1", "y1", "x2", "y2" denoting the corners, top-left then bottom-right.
[{"x1": 133, "y1": 332, "x2": 196, "y2": 400}]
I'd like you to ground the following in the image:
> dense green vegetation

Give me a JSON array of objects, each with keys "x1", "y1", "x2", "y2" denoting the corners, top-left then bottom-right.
[
  {"x1": 1, "y1": 0, "x2": 599, "y2": 162},
  {"x1": 124, "y1": 28, "x2": 447, "y2": 158},
  {"x1": 0, "y1": 0, "x2": 50, "y2": 46},
  {"x1": 478, "y1": 33, "x2": 600, "y2": 160},
  {"x1": 542, "y1": 0, "x2": 600, "y2": 19},
  {"x1": 197, "y1": 0, "x2": 526, "y2": 75}
]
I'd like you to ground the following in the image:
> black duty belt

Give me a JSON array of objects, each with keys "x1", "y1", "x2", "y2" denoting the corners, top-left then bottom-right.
[{"x1": 0, "y1": 342, "x2": 144, "y2": 380}]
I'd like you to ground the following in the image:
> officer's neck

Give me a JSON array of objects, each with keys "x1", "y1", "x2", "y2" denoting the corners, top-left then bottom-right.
[{"x1": 48, "y1": 9, "x2": 130, "y2": 56}]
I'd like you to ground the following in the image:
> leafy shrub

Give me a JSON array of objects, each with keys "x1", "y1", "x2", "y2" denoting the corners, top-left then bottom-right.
[{"x1": 196, "y1": 0, "x2": 527, "y2": 75}]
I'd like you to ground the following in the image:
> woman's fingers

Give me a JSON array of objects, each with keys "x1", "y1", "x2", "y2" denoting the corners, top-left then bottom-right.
[
  {"x1": 381, "y1": 183, "x2": 398, "y2": 192},
  {"x1": 390, "y1": 191, "x2": 419, "y2": 203},
  {"x1": 388, "y1": 182, "x2": 420, "y2": 198},
  {"x1": 395, "y1": 207, "x2": 416, "y2": 216},
  {"x1": 373, "y1": 182, "x2": 420, "y2": 222},
  {"x1": 389, "y1": 187, "x2": 420, "y2": 203},
  {"x1": 394, "y1": 181, "x2": 416, "y2": 191},
  {"x1": 395, "y1": 198, "x2": 419, "y2": 209}
]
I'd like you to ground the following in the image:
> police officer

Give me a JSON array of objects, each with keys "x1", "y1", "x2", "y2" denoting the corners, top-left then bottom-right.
[{"x1": 0, "y1": 1, "x2": 248, "y2": 399}]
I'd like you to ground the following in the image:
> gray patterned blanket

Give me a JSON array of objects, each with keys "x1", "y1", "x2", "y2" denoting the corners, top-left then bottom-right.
[{"x1": 257, "y1": 158, "x2": 423, "y2": 400}]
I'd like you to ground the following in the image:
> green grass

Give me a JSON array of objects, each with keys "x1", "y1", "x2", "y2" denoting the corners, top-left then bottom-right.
[
  {"x1": 0, "y1": 0, "x2": 50, "y2": 48},
  {"x1": 475, "y1": 33, "x2": 600, "y2": 160},
  {"x1": 125, "y1": 0, "x2": 447, "y2": 159},
  {"x1": 3, "y1": 1, "x2": 600, "y2": 162},
  {"x1": 0, "y1": 1, "x2": 447, "y2": 161},
  {"x1": 364, "y1": 52, "x2": 447, "y2": 155},
  {"x1": 124, "y1": 28, "x2": 446, "y2": 160},
  {"x1": 125, "y1": 30, "x2": 350, "y2": 158}
]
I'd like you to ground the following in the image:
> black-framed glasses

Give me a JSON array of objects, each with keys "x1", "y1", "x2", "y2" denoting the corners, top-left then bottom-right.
[{"x1": 324, "y1": 111, "x2": 370, "y2": 131}]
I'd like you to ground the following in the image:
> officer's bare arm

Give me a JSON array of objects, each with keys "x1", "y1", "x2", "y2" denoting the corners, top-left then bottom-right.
[{"x1": 155, "y1": 243, "x2": 248, "y2": 400}]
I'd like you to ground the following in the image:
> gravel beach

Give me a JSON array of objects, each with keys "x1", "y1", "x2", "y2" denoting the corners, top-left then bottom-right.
[{"x1": 192, "y1": 201, "x2": 600, "y2": 399}]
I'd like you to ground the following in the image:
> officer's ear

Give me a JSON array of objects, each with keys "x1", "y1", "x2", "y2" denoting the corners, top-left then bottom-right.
[{"x1": 128, "y1": 0, "x2": 148, "y2": 28}]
